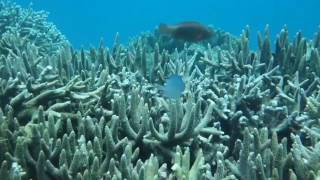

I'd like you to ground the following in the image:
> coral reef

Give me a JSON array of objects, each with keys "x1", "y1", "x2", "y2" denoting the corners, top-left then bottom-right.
[
  {"x1": 1, "y1": 1, "x2": 320, "y2": 180},
  {"x1": 0, "y1": 0, "x2": 67, "y2": 58}
]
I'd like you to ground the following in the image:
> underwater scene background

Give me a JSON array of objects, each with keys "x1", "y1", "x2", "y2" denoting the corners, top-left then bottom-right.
[
  {"x1": 15, "y1": 0, "x2": 320, "y2": 49},
  {"x1": 1, "y1": 0, "x2": 320, "y2": 179}
]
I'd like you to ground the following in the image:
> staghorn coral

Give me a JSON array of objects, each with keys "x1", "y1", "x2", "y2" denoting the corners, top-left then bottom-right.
[
  {"x1": 0, "y1": 0, "x2": 66, "y2": 57},
  {"x1": 1, "y1": 1, "x2": 320, "y2": 180}
]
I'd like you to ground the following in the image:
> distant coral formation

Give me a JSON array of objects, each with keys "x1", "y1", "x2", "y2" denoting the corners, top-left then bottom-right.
[
  {"x1": 0, "y1": 0, "x2": 67, "y2": 58},
  {"x1": 1, "y1": 1, "x2": 320, "y2": 180}
]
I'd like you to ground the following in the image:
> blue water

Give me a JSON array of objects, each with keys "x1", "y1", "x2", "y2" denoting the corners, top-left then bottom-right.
[{"x1": 15, "y1": 0, "x2": 320, "y2": 49}]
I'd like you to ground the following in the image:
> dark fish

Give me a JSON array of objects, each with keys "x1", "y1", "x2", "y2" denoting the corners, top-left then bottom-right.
[
  {"x1": 158, "y1": 21, "x2": 213, "y2": 42},
  {"x1": 159, "y1": 74, "x2": 185, "y2": 99}
]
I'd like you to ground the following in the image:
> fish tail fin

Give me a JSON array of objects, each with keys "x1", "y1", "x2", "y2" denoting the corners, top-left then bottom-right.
[{"x1": 158, "y1": 23, "x2": 173, "y2": 34}]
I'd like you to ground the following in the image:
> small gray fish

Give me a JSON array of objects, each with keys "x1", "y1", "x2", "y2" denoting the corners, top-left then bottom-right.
[{"x1": 159, "y1": 74, "x2": 185, "y2": 99}]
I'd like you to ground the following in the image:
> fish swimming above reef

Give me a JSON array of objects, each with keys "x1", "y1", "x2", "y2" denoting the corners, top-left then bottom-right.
[
  {"x1": 159, "y1": 74, "x2": 185, "y2": 99},
  {"x1": 158, "y1": 21, "x2": 213, "y2": 42}
]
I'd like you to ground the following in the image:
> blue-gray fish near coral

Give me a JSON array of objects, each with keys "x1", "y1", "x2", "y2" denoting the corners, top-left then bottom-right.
[{"x1": 160, "y1": 74, "x2": 185, "y2": 99}]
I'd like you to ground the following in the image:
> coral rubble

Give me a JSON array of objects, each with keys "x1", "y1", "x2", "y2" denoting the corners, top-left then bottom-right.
[{"x1": 1, "y1": 1, "x2": 320, "y2": 180}]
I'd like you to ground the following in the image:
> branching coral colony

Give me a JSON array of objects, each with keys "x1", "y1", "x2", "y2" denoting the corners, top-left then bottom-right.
[{"x1": 1, "y1": 1, "x2": 320, "y2": 180}]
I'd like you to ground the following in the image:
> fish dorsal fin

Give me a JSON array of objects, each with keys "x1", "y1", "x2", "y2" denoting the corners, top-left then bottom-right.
[{"x1": 176, "y1": 21, "x2": 203, "y2": 27}]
